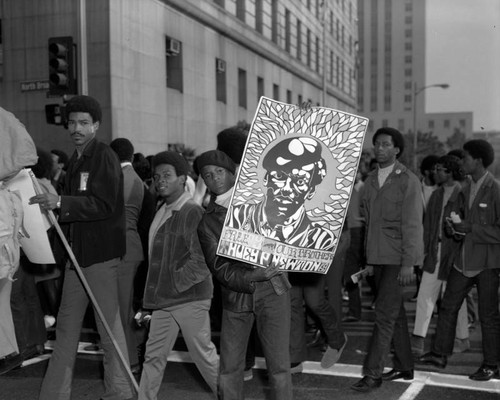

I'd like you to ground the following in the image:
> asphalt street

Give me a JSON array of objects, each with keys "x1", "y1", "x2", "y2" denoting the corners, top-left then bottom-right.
[{"x1": 1, "y1": 284, "x2": 499, "y2": 400}]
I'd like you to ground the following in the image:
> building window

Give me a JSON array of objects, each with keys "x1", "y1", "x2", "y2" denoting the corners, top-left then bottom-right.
[
  {"x1": 336, "y1": 18, "x2": 340, "y2": 42},
  {"x1": 285, "y1": 9, "x2": 291, "y2": 52},
  {"x1": 444, "y1": 119, "x2": 450, "y2": 128},
  {"x1": 405, "y1": 29, "x2": 412, "y2": 38},
  {"x1": 257, "y1": 76, "x2": 264, "y2": 99},
  {"x1": 428, "y1": 120, "x2": 435, "y2": 129},
  {"x1": 330, "y1": 11, "x2": 333, "y2": 33},
  {"x1": 404, "y1": 94, "x2": 412, "y2": 103},
  {"x1": 256, "y1": 0, "x2": 263, "y2": 33},
  {"x1": 166, "y1": 36, "x2": 183, "y2": 92},
  {"x1": 236, "y1": 0, "x2": 245, "y2": 22},
  {"x1": 382, "y1": 119, "x2": 388, "y2": 127},
  {"x1": 404, "y1": 68, "x2": 412, "y2": 77},
  {"x1": 315, "y1": 36, "x2": 320, "y2": 72},
  {"x1": 398, "y1": 119, "x2": 405, "y2": 131},
  {"x1": 273, "y1": 84, "x2": 279, "y2": 100},
  {"x1": 405, "y1": 16, "x2": 412, "y2": 24},
  {"x1": 287, "y1": 89, "x2": 292, "y2": 104},
  {"x1": 213, "y1": 0, "x2": 224, "y2": 7},
  {"x1": 405, "y1": 55, "x2": 412, "y2": 63},
  {"x1": 405, "y1": 42, "x2": 412, "y2": 51},
  {"x1": 405, "y1": 81, "x2": 412, "y2": 89},
  {"x1": 238, "y1": 68, "x2": 247, "y2": 108},
  {"x1": 297, "y1": 19, "x2": 302, "y2": 60},
  {"x1": 307, "y1": 29, "x2": 311, "y2": 67},
  {"x1": 329, "y1": 50, "x2": 334, "y2": 82},
  {"x1": 298, "y1": 94, "x2": 303, "y2": 104},
  {"x1": 405, "y1": 3, "x2": 412, "y2": 11},
  {"x1": 215, "y1": 58, "x2": 226, "y2": 103},
  {"x1": 459, "y1": 119, "x2": 466, "y2": 128},
  {"x1": 271, "y1": 0, "x2": 278, "y2": 43}
]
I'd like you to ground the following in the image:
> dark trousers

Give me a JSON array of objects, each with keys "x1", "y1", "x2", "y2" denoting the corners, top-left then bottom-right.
[
  {"x1": 343, "y1": 227, "x2": 365, "y2": 319},
  {"x1": 363, "y1": 265, "x2": 413, "y2": 378},
  {"x1": 433, "y1": 268, "x2": 500, "y2": 365},
  {"x1": 219, "y1": 280, "x2": 292, "y2": 400},
  {"x1": 290, "y1": 273, "x2": 344, "y2": 363}
]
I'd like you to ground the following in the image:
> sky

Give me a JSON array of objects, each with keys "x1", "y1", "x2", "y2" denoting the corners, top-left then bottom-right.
[{"x1": 426, "y1": 0, "x2": 500, "y2": 132}]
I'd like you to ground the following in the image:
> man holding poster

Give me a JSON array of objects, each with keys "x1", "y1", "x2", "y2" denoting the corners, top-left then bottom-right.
[{"x1": 196, "y1": 150, "x2": 293, "y2": 400}]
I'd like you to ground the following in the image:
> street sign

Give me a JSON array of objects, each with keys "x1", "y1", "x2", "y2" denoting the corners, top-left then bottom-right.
[{"x1": 20, "y1": 80, "x2": 50, "y2": 92}]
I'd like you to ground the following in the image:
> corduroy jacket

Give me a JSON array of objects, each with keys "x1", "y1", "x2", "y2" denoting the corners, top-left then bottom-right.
[
  {"x1": 197, "y1": 199, "x2": 291, "y2": 313},
  {"x1": 143, "y1": 193, "x2": 213, "y2": 309}
]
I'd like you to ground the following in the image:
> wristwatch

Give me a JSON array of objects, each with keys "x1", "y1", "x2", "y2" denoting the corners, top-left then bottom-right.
[{"x1": 56, "y1": 196, "x2": 61, "y2": 209}]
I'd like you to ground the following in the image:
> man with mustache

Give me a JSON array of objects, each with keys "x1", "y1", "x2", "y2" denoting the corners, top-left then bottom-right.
[{"x1": 30, "y1": 95, "x2": 133, "y2": 400}]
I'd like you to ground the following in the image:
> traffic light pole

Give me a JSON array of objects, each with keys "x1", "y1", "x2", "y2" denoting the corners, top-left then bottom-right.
[{"x1": 78, "y1": 0, "x2": 88, "y2": 95}]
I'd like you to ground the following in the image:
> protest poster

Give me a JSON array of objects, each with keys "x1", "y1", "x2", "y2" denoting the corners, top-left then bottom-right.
[
  {"x1": 6, "y1": 169, "x2": 55, "y2": 264},
  {"x1": 216, "y1": 97, "x2": 368, "y2": 274}
]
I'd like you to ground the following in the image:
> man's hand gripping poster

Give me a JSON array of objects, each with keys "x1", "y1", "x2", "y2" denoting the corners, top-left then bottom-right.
[{"x1": 217, "y1": 97, "x2": 368, "y2": 274}]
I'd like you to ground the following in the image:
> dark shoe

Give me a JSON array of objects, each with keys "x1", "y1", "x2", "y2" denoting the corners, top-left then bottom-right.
[
  {"x1": 0, "y1": 353, "x2": 24, "y2": 375},
  {"x1": 321, "y1": 333, "x2": 348, "y2": 368},
  {"x1": 382, "y1": 369, "x2": 414, "y2": 381},
  {"x1": 418, "y1": 352, "x2": 447, "y2": 369},
  {"x1": 342, "y1": 314, "x2": 360, "y2": 323},
  {"x1": 468, "y1": 365, "x2": 500, "y2": 381},
  {"x1": 351, "y1": 376, "x2": 382, "y2": 392}
]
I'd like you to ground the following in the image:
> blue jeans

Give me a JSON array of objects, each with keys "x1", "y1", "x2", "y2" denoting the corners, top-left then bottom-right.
[
  {"x1": 433, "y1": 268, "x2": 500, "y2": 365},
  {"x1": 363, "y1": 265, "x2": 413, "y2": 378},
  {"x1": 219, "y1": 280, "x2": 292, "y2": 400}
]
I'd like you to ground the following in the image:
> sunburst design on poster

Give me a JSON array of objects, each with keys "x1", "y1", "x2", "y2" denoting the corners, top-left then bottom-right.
[{"x1": 232, "y1": 97, "x2": 368, "y2": 237}]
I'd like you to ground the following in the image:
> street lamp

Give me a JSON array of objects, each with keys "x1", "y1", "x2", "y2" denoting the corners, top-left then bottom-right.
[{"x1": 412, "y1": 83, "x2": 450, "y2": 171}]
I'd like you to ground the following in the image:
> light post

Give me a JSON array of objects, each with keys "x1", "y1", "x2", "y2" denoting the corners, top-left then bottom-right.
[{"x1": 412, "y1": 82, "x2": 450, "y2": 171}]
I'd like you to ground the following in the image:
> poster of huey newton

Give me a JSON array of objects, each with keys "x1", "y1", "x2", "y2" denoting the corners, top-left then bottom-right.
[{"x1": 217, "y1": 97, "x2": 368, "y2": 274}]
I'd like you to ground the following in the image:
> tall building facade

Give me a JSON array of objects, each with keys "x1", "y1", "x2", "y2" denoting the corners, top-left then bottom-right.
[
  {"x1": 357, "y1": 0, "x2": 425, "y2": 141},
  {"x1": 0, "y1": 0, "x2": 358, "y2": 157}
]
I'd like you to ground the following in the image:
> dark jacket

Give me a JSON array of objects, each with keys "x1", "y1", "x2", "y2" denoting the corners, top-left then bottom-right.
[
  {"x1": 143, "y1": 193, "x2": 213, "y2": 309},
  {"x1": 450, "y1": 172, "x2": 500, "y2": 272},
  {"x1": 422, "y1": 183, "x2": 462, "y2": 280},
  {"x1": 197, "y1": 199, "x2": 291, "y2": 313},
  {"x1": 362, "y1": 160, "x2": 424, "y2": 267},
  {"x1": 57, "y1": 139, "x2": 125, "y2": 267}
]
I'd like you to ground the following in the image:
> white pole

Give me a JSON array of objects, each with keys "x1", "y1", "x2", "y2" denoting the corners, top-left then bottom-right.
[{"x1": 77, "y1": 0, "x2": 88, "y2": 95}]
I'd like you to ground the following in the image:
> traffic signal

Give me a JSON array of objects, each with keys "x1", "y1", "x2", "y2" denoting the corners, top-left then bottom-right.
[
  {"x1": 45, "y1": 104, "x2": 67, "y2": 127},
  {"x1": 48, "y1": 36, "x2": 77, "y2": 96}
]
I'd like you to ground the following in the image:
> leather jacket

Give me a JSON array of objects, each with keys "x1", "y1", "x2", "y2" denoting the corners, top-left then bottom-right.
[{"x1": 197, "y1": 199, "x2": 291, "y2": 313}]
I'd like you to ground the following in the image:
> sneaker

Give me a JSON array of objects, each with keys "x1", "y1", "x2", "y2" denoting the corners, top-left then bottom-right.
[
  {"x1": 290, "y1": 362, "x2": 303, "y2": 374},
  {"x1": 453, "y1": 337, "x2": 470, "y2": 353},
  {"x1": 411, "y1": 335, "x2": 425, "y2": 356},
  {"x1": 321, "y1": 333, "x2": 348, "y2": 368},
  {"x1": 243, "y1": 368, "x2": 253, "y2": 381}
]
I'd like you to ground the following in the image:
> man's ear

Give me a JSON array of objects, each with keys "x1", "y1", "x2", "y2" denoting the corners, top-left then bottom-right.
[{"x1": 93, "y1": 121, "x2": 100, "y2": 132}]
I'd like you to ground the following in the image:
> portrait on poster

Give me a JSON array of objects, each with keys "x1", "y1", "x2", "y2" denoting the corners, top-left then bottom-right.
[{"x1": 217, "y1": 97, "x2": 368, "y2": 274}]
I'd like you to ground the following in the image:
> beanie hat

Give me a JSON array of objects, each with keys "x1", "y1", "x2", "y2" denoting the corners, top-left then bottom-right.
[
  {"x1": 372, "y1": 127, "x2": 405, "y2": 158},
  {"x1": 216, "y1": 127, "x2": 248, "y2": 164},
  {"x1": 194, "y1": 150, "x2": 236, "y2": 176},
  {"x1": 65, "y1": 95, "x2": 102, "y2": 123},
  {"x1": 152, "y1": 151, "x2": 189, "y2": 177}
]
